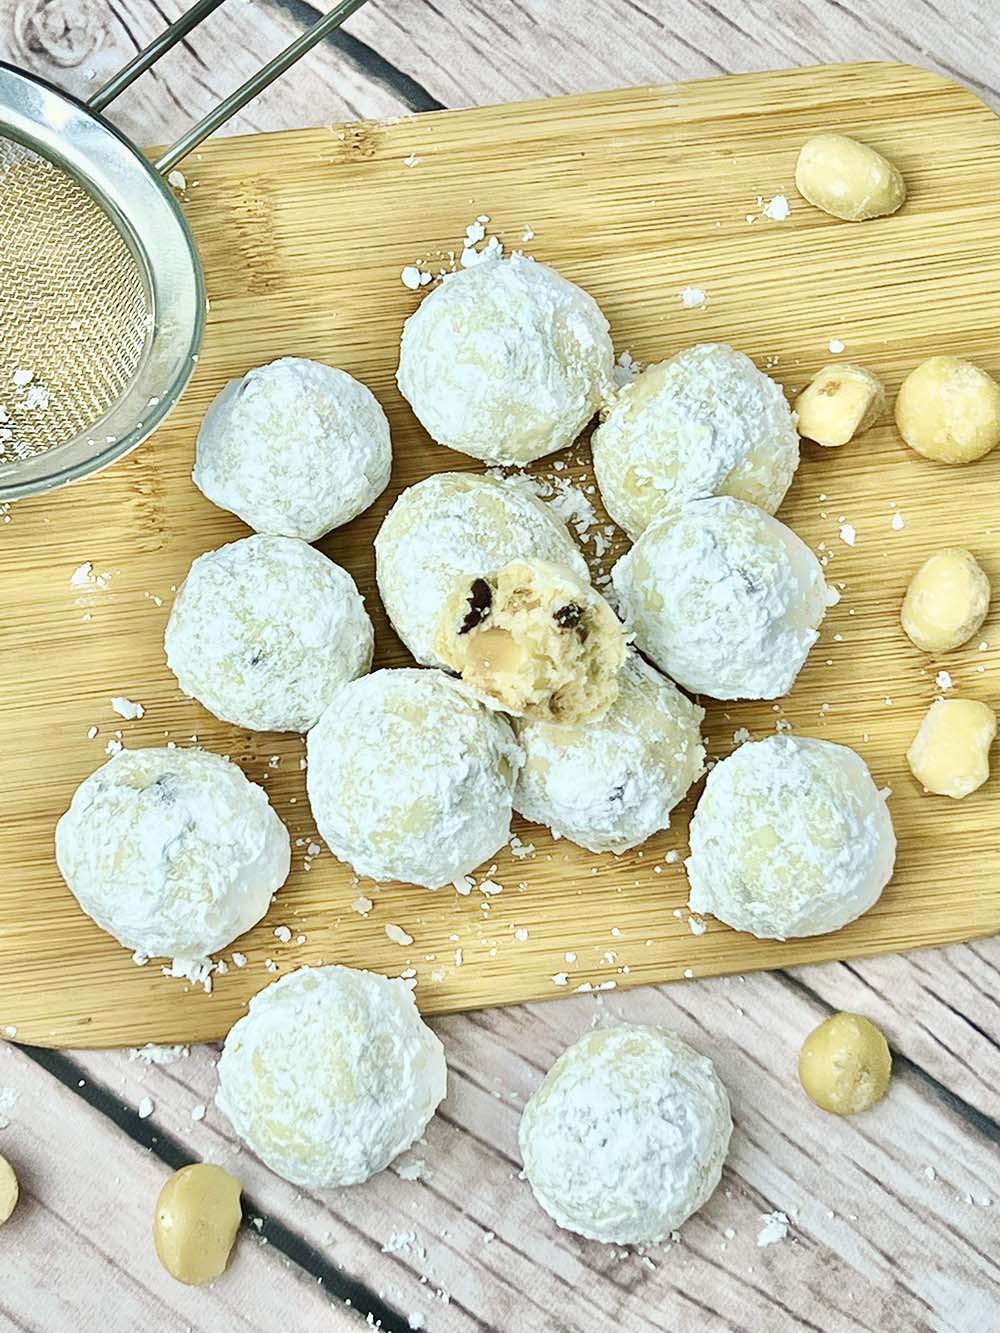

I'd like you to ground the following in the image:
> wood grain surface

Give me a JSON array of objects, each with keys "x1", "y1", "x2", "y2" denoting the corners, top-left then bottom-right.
[
  {"x1": 1, "y1": 2, "x2": 999, "y2": 1331},
  {"x1": 5, "y1": 61, "x2": 1000, "y2": 1048}
]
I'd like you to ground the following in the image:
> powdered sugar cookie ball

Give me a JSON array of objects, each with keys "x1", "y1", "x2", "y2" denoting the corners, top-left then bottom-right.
[
  {"x1": 519, "y1": 1025, "x2": 731, "y2": 1244},
  {"x1": 193, "y1": 357, "x2": 391, "y2": 541},
  {"x1": 687, "y1": 735, "x2": 896, "y2": 939},
  {"x1": 307, "y1": 669, "x2": 522, "y2": 888},
  {"x1": 434, "y1": 558, "x2": 627, "y2": 726},
  {"x1": 397, "y1": 253, "x2": 614, "y2": 464},
  {"x1": 375, "y1": 472, "x2": 588, "y2": 667},
  {"x1": 514, "y1": 652, "x2": 704, "y2": 852},
  {"x1": 593, "y1": 344, "x2": 799, "y2": 539},
  {"x1": 55, "y1": 748, "x2": 290, "y2": 959},
  {"x1": 216, "y1": 966, "x2": 446, "y2": 1187},
  {"x1": 612, "y1": 496, "x2": 831, "y2": 700},
  {"x1": 166, "y1": 534, "x2": 373, "y2": 732}
]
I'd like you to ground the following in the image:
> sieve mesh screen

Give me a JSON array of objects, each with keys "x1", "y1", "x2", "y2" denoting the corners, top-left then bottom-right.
[{"x1": 0, "y1": 136, "x2": 151, "y2": 464}]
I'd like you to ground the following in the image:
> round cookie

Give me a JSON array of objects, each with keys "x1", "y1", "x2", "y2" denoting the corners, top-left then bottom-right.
[
  {"x1": 375, "y1": 472, "x2": 588, "y2": 667},
  {"x1": 165, "y1": 534, "x2": 373, "y2": 733},
  {"x1": 612, "y1": 495, "x2": 832, "y2": 700},
  {"x1": 592, "y1": 343, "x2": 800, "y2": 539},
  {"x1": 396, "y1": 253, "x2": 614, "y2": 464},
  {"x1": 686, "y1": 734, "x2": 896, "y2": 939},
  {"x1": 434, "y1": 558, "x2": 627, "y2": 725},
  {"x1": 519, "y1": 1025, "x2": 732, "y2": 1244},
  {"x1": 55, "y1": 747, "x2": 290, "y2": 959},
  {"x1": 514, "y1": 652, "x2": 704, "y2": 852},
  {"x1": 193, "y1": 357, "x2": 392, "y2": 541},
  {"x1": 306, "y1": 669, "x2": 522, "y2": 888},
  {"x1": 216, "y1": 966, "x2": 446, "y2": 1187}
]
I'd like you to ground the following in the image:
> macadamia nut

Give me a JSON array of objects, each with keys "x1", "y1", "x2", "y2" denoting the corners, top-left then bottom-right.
[
  {"x1": 153, "y1": 1163, "x2": 242, "y2": 1285},
  {"x1": 0, "y1": 1154, "x2": 18, "y2": 1225},
  {"x1": 906, "y1": 697, "x2": 996, "y2": 799},
  {"x1": 895, "y1": 356, "x2": 1000, "y2": 464},
  {"x1": 435, "y1": 558, "x2": 627, "y2": 725},
  {"x1": 799, "y1": 1012, "x2": 892, "y2": 1115},
  {"x1": 794, "y1": 363, "x2": 885, "y2": 448},
  {"x1": 901, "y1": 548, "x2": 991, "y2": 653},
  {"x1": 795, "y1": 133, "x2": 905, "y2": 221}
]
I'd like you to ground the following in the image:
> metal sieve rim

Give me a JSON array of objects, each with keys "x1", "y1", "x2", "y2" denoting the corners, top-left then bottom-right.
[{"x1": 0, "y1": 62, "x2": 205, "y2": 502}]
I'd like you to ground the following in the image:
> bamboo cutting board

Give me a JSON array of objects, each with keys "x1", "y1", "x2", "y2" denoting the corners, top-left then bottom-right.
[{"x1": 3, "y1": 61, "x2": 1000, "y2": 1048}]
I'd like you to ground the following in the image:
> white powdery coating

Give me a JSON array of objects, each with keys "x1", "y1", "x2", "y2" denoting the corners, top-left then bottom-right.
[
  {"x1": 193, "y1": 358, "x2": 391, "y2": 541},
  {"x1": 215, "y1": 966, "x2": 446, "y2": 1187},
  {"x1": 55, "y1": 748, "x2": 290, "y2": 958},
  {"x1": 612, "y1": 496, "x2": 831, "y2": 700},
  {"x1": 592, "y1": 344, "x2": 800, "y2": 540},
  {"x1": 519, "y1": 1025, "x2": 732, "y2": 1244},
  {"x1": 686, "y1": 734, "x2": 896, "y2": 939},
  {"x1": 165, "y1": 534, "x2": 373, "y2": 732},
  {"x1": 396, "y1": 253, "x2": 614, "y2": 465},
  {"x1": 514, "y1": 653, "x2": 705, "y2": 853},
  {"x1": 375, "y1": 472, "x2": 588, "y2": 667},
  {"x1": 307, "y1": 669, "x2": 522, "y2": 888}
]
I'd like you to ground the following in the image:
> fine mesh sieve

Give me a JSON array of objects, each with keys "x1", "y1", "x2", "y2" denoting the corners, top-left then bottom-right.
[{"x1": 0, "y1": 0, "x2": 368, "y2": 501}]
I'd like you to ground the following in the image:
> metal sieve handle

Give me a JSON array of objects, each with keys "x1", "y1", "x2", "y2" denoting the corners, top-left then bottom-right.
[{"x1": 88, "y1": 0, "x2": 370, "y2": 174}]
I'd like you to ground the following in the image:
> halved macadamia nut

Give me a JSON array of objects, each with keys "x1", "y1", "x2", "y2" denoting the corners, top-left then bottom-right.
[
  {"x1": 906, "y1": 697, "x2": 997, "y2": 799},
  {"x1": 794, "y1": 363, "x2": 885, "y2": 448},
  {"x1": 153, "y1": 1163, "x2": 242, "y2": 1286}
]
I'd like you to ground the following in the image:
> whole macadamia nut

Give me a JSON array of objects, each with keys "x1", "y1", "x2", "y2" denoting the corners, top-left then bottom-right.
[
  {"x1": 895, "y1": 356, "x2": 1000, "y2": 464},
  {"x1": 901, "y1": 548, "x2": 991, "y2": 653},
  {"x1": 794, "y1": 363, "x2": 885, "y2": 448},
  {"x1": 799, "y1": 1012, "x2": 892, "y2": 1115},
  {"x1": 795, "y1": 133, "x2": 905, "y2": 221},
  {"x1": 906, "y1": 697, "x2": 996, "y2": 799}
]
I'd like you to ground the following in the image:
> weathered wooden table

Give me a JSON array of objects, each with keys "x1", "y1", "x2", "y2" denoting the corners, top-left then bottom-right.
[{"x1": 2, "y1": 3, "x2": 999, "y2": 1330}]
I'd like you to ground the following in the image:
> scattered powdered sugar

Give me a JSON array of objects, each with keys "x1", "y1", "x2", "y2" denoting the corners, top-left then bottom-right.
[
  {"x1": 891, "y1": 512, "x2": 905, "y2": 531},
  {"x1": 385, "y1": 923, "x2": 414, "y2": 946},
  {"x1": 381, "y1": 1230, "x2": 425, "y2": 1258},
  {"x1": 762, "y1": 194, "x2": 791, "y2": 221},
  {"x1": 839, "y1": 523, "x2": 857, "y2": 547},
  {"x1": 401, "y1": 265, "x2": 432, "y2": 290},
  {"x1": 137, "y1": 1096, "x2": 155, "y2": 1120},
  {"x1": 756, "y1": 1211, "x2": 791, "y2": 1246},
  {"x1": 0, "y1": 1086, "x2": 18, "y2": 1129},
  {"x1": 162, "y1": 956, "x2": 216, "y2": 992},
  {"x1": 828, "y1": 338, "x2": 846, "y2": 354},
  {"x1": 612, "y1": 349, "x2": 643, "y2": 387},
  {"x1": 70, "y1": 562, "x2": 93, "y2": 588},
  {"x1": 111, "y1": 696, "x2": 144, "y2": 720},
  {"x1": 273, "y1": 925, "x2": 292, "y2": 943},
  {"x1": 936, "y1": 669, "x2": 954, "y2": 692},
  {"x1": 190, "y1": 1104, "x2": 207, "y2": 1122},
  {"x1": 127, "y1": 1043, "x2": 189, "y2": 1065},
  {"x1": 680, "y1": 286, "x2": 707, "y2": 308},
  {"x1": 396, "y1": 1158, "x2": 426, "y2": 1181},
  {"x1": 167, "y1": 169, "x2": 187, "y2": 190}
]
